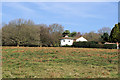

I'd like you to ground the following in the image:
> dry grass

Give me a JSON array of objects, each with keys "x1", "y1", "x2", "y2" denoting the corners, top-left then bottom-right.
[{"x1": 2, "y1": 47, "x2": 119, "y2": 78}]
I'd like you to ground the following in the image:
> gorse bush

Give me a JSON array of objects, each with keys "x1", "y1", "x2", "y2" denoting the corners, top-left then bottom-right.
[{"x1": 73, "y1": 41, "x2": 117, "y2": 49}]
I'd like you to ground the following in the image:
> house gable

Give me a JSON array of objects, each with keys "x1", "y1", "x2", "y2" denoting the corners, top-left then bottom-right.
[{"x1": 76, "y1": 37, "x2": 87, "y2": 42}]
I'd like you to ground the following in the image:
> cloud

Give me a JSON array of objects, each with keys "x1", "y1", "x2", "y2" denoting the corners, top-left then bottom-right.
[
  {"x1": 2, "y1": 2, "x2": 117, "y2": 33},
  {"x1": 34, "y1": 2, "x2": 107, "y2": 19},
  {"x1": 3, "y1": 2, "x2": 117, "y2": 21},
  {"x1": 3, "y1": 2, "x2": 35, "y2": 14},
  {"x1": 2, "y1": 2, "x2": 46, "y2": 22}
]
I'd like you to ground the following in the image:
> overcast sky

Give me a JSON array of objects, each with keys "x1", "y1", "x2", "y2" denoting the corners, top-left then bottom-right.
[{"x1": 2, "y1": 2, "x2": 118, "y2": 33}]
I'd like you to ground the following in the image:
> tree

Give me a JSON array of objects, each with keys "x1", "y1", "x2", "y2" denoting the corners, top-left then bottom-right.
[
  {"x1": 49, "y1": 24, "x2": 64, "y2": 46},
  {"x1": 37, "y1": 24, "x2": 52, "y2": 47},
  {"x1": 2, "y1": 24, "x2": 17, "y2": 46},
  {"x1": 0, "y1": 28, "x2": 1, "y2": 46},
  {"x1": 70, "y1": 32, "x2": 77, "y2": 37},
  {"x1": 101, "y1": 32, "x2": 109, "y2": 42},
  {"x1": 2, "y1": 19, "x2": 39, "y2": 46},
  {"x1": 62, "y1": 30, "x2": 70, "y2": 37},
  {"x1": 2, "y1": 19, "x2": 65, "y2": 47},
  {"x1": 98, "y1": 27, "x2": 111, "y2": 35},
  {"x1": 76, "y1": 32, "x2": 81, "y2": 37},
  {"x1": 83, "y1": 31, "x2": 101, "y2": 41},
  {"x1": 109, "y1": 24, "x2": 120, "y2": 42}
]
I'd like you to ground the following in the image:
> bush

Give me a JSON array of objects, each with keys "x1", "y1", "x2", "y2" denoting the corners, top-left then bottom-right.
[
  {"x1": 73, "y1": 41, "x2": 117, "y2": 49},
  {"x1": 73, "y1": 41, "x2": 99, "y2": 48},
  {"x1": 62, "y1": 44, "x2": 72, "y2": 47},
  {"x1": 103, "y1": 44, "x2": 117, "y2": 49}
]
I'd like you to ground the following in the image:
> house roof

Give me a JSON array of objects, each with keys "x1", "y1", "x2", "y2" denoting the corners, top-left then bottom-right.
[
  {"x1": 73, "y1": 36, "x2": 82, "y2": 39},
  {"x1": 60, "y1": 37, "x2": 73, "y2": 39},
  {"x1": 60, "y1": 36, "x2": 82, "y2": 40},
  {"x1": 104, "y1": 42, "x2": 116, "y2": 44}
]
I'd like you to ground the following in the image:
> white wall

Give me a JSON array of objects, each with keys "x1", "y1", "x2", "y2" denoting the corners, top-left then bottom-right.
[
  {"x1": 60, "y1": 39, "x2": 73, "y2": 46},
  {"x1": 76, "y1": 37, "x2": 87, "y2": 42}
]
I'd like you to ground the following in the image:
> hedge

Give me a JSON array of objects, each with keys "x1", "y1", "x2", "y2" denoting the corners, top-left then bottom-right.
[
  {"x1": 103, "y1": 44, "x2": 117, "y2": 49},
  {"x1": 73, "y1": 41, "x2": 117, "y2": 49},
  {"x1": 61, "y1": 44, "x2": 72, "y2": 47}
]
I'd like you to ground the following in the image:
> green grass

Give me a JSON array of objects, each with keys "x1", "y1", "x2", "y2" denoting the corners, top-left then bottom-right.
[{"x1": 2, "y1": 47, "x2": 119, "y2": 78}]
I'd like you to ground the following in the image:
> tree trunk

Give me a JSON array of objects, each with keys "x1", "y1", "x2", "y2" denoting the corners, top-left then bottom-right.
[{"x1": 17, "y1": 40, "x2": 20, "y2": 47}]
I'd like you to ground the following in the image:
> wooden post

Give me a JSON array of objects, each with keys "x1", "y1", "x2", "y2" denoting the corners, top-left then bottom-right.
[{"x1": 117, "y1": 42, "x2": 119, "y2": 49}]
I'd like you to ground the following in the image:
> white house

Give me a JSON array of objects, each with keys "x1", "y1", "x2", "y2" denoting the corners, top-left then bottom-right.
[
  {"x1": 60, "y1": 35, "x2": 73, "y2": 46},
  {"x1": 60, "y1": 35, "x2": 87, "y2": 46},
  {"x1": 76, "y1": 36, "x2": 87, "y2": 42}
]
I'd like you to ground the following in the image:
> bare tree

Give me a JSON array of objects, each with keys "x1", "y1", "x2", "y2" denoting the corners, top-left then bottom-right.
[
  {"x1": 98, "y1": 27, "x2": 111, "y2": 35},
  {"x1": 2, "y1": 19, "x2": 39, "y2": 46},
  {"x1": 49, "y1": 24, "x2": 64, "y2": 46},
  {"x1": 83, "y1": 31, "x2": 101, "y2": 41},
  {"x1": 2, "y1": 19, "x2": 64, "y2": 47}
]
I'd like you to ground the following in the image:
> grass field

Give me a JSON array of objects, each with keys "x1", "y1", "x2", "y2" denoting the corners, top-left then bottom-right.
[{"x1": 2, "y1": 47, "x2": 119, "y2": 78}]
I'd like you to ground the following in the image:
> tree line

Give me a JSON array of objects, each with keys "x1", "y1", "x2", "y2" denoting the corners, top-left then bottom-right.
[
  {"x1": 2, "y1": 19, "x2": 64, "y2": 47},
  {"x1": 1, "y1": 18, "x2": 120, "y2": 47},
  {"x1": 99, "y1": 23, "x2": 120, "y2": 43},
  {"x1": 62, "y1": 24, "x2": 120, "y2": 43}
]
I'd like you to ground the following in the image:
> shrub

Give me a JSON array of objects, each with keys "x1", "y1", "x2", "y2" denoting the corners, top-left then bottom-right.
[
  {"x1": 103, "y1": 44, "x2": 117, "y2": 49},
  {"x1": 62, "y1": 44, "x2": 72, "y2": 47},
  {"x1": 73, "y1": 41, "x2": 117, "y2": 49},
  {"x1": 73, "y1": 41, "x2": 99, "y2": 48}
]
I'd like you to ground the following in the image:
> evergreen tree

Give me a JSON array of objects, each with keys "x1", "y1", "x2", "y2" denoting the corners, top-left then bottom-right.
[
  {"x1": 101, "y1": 32, "x2": 109, "y2": 42},
  {"x1": 62, "y1": 30, "x2": 70, "y2": 37},
  {"x1": 70, "y1": 32, "x2": 77, "y2": 37},
  {"x1": 110, "y1": 24, "x2": 120, "y2": 42}
]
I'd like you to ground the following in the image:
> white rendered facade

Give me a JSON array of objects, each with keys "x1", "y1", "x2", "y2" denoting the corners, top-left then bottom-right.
[{"x1": 60, "y1": 39, "x2": 73, "y2": 46}]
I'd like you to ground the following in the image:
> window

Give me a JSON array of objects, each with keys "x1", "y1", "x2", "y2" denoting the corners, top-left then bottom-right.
[
  {"x1": 63, "y1": 40, "x2": 65, "y2": 42},
  {"x1": 69, "y1": 40, "x2": 70, "y2": 42}
]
